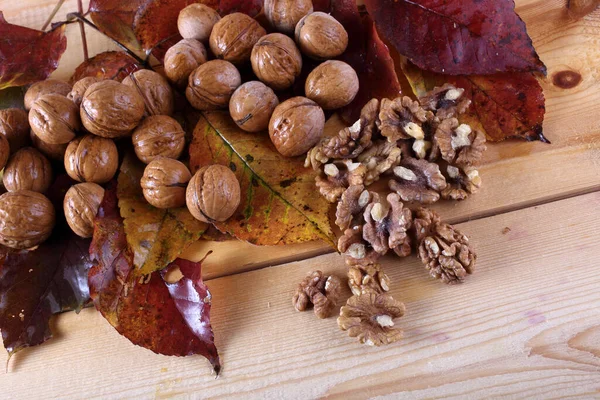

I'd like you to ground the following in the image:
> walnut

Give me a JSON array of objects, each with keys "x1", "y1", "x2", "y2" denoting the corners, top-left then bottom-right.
[
  {"x1": 378, "y1": 96, "x2": 431, "y2": 142},
  {"x1": 65, "y1": 135, "x2": 119, "y2": 184},
  {"x1": 419, "y1": 83, "x2": 471, "y2": 120},
  {"x1": 2, "y1": 147, "x2": 53, "y2": 193},
  {"x1": 347, "y1": 263, "x2": 391, "y2": 296},
  {"x1": 251, "y1": 33, "x2": 302, "y2": 91},
  {"x1": 30, "y1": 129, "x2": 68, "y2": 161},
  {"x1": 186, "y1": 164, "x2": 241, "y2": 222},
  {"x1": 305, "y1": 60, "x2": 359, "y2": 110},
  {"x1": 141, "y1": 158, "x2": 192, "y2": 209},
  {"x1": 335, "y1": 185, "x2": 370, "y2": 231},
  {"x1": 357, "y1": 140, "x2": 402, "y2": 186},
  {"x1": 64, "y1": 182, "x2": 105, "y2": 238},
  {"x1": 433, "y1": 118, "x2": 487, "y2": 165},
  {"x1": 264, "y1": 0, "x2": 313, "y2": 34},
  {"x1": 209, "y1": 13, "x2": 266, "y2": 65},
  {"x1": 122, "y1": 69, "x2": 174, "y2": 116},
  {"x1": 337, "y1": 292, "x2": 405, "y2": 346},
  {"x1": 0, "y1": 190, "x2": 55, "y2": 249},
  {"x1": 295, "y1": 12, "x2": 348, "y2": 60},
  {"x1": 441, "y1": 164, "x2": 482, "y2": 201},
  {"x1": 0, "y1": 133, "x2": 8, "y2": 171},
  {"x1": 292, "y1": 270, "x2": 342, "y2": 319},
  {"x1": 338, "y1": 225, "x2": 381, "y2": 267},
  {"x1": 388, "y1": 157, "x2": 447, "y2": 204},
  {"x1": 0, "y1": 108, "x2": 30, "y2": 152},
  {"x1": 132, "y1": 115, "x2": 186, "y2": 164},
  {"x1": 186, "y1": 60, "x2": 241, "y2": 111},
  {"x1": 68, "y1": 77, "x2": 101, "y2": 107},
  {"x1": 316, "y1": 160, "x2": 366, "y2": 203},
  {"x1": 229, "y1": 81, "x2": 279, "y2": 133},
  {"x1": 178, "y1": 3, "x2": 221, "y2": 42},
  {"x1": 24, "y1": 79, "x2": 72, "y2": 110},
  {"x1": 363, "y1": 193, "x2": 413, "y2": 256},
  {"x1": 29, "y1": 94, "x2": 80, "y2": 144},
  {"x1": 164, "y1": 39, "x2": 208, "y2": 88}
]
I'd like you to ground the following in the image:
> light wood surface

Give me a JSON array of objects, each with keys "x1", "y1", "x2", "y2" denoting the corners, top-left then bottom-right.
[{"x1": 1, "y1": 0, "x2": 600, "y2": 398}]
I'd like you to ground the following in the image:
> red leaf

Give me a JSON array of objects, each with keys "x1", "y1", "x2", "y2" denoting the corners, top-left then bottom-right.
[
  {"x1": 89, "y1": 184, "x2": 220, "y2": 373},
  {"x1": 88, "y1": 0, "x2": 146, "y2": 50},
  {"x1": 364, "y1": 0, "x2": 546, "y2": 76},
  {"x1": 0, "y1": 12, "x2": 67, "y2": 90},
  {"x1": 69, "y1": 51, "x2": 142, "y2": 84}
]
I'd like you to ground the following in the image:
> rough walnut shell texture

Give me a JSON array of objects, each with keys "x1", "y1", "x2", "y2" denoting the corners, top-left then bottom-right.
[
  {"x1": 80, "y1": 80, "x2": 145, "y2": 138},
  {"x1": 0, "y1": 108, "x2": 30, "y2": 152},
  {"x1": 122, "y1": 69, "x2": 174, "y2": 116},
  {"x1": 209, "y1": 12, "x2": 266, "y2": 65},
  {"x1": 0, "y1": 191, "x2": 55, "y2": 249},
  {"x1": 305, "y1": 60, "x2": 359, "y2": 110},
  {"x1": 264, "y1": 0, "x2": 313, "y2": 34},
  {"x1": 132, "y1": 115, "x2": 186, "y2": 164},
  {"x1": 251, "y1": 33, "x2": 302, "y2": 90},
  {"x1": 141, "y1": 158, "x2": 191, "y2": 209},
  {"x1": 186, "y1": 164, "x2": 241, "y2": 222},
  {"x1": 24, "y1": 79, "x2": 72, "y2": 110},
  {"x1": 295, "y1": 12, "x2": 348, "y2": 60},
  {"x1": 68, "y1": 77, "x2": 102, "y2": 107},
  {"x1": 2, "y1": 147, "x2": 53, "y2": 193},
  {"x1": 229, "y1": 81, "x2": 279, "y2": 132},
  {"x1": 64, "y1": 182, "x2": 105, "y2": 238},
  {"x1": 0, "y1": 133, "x2": 8, "y2": 171},
  {"x1": 164, "y1": 39, "x2": 208, "y2": 87},
  {"x1": 29, "y1": 94, "x2": 80, "y2": 145},
  {"x1": 64, "y1": 135, "x2": 118, "y2": 184},
  {"x1": 269, "y1": 96, "x2": 325, "y2": 157},
  {"x1": 30, "y1": 129, "x2": 68, "y2": 161},
  {"x1": 178, "y1": 3, "x2": 221, "y2": 42},
  {"x1": 186, "y1": 60, "x2": 241, "y2": 110}
]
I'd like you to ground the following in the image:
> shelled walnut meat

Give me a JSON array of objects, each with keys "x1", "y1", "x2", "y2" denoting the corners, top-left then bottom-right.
[
  {"x1": 264, "y1": 0, "x2": 313, "y2": 34},
  {"x1": 295, "y1": 12, "x2": 348, "y2": 60},
  {"x1": 3, "y1": 147, "x2": 53, "y2": 193},
  {"x1": 186, "y1": 164, "x2": 241, "y2": 222},
  {"x1": 68, "y1": 77, "x2": 101, "y2": 107},
  {"x1": 209, "y1": 12, "x2": 266, "y2": 65},
  {"x1": 164, "y1": 38, "x2": 208, "y2": 88},
  {"x1": 64, "y1": 135, "x2": 118, "y2": 184},
  {"x1": 132, "y1": 115, "x2": 186, "y2": 164},
  {"x1": 177, "y1": 3, "x2": 221, "y2": 42},
  {"x1": 29, "y1": 94, "x2": 80, "y2": 144},
  {"x1": 305, "y1": 60, "x2": 359, "y2": 110},
  {"x1": 122, "y1": 69, "x2": 174, "y2": 116},
  {"x1": 251, "y1": 33, "x2": 302, "y2": 90},
  {"x1": 292, "y1": 270, "x2": 342, "y2": 319},
  {"x1": 0, "y1": 190, "x2": 55, "y2": 249},
  {"x1": 141, "y1": 158, "x2": 192, "y2": 209},
  {"x1": 229, "y1": 81, "x2": 279, "y2": 132},
  {"x1": 63, "y1": 182, "x2": 105, "y2": 238},
  {"x1": 0, "y1": 133, "x2": 8, "y2": 171},
  {"x1": 0, "y1": 108, "x2": 30, "y2": 152},
  {"x1": 24, "y1": 79, "x2": 72, "y2": 110},
  {"x1": 186, "y1": 60, "x2": 241, "y2": 110}
]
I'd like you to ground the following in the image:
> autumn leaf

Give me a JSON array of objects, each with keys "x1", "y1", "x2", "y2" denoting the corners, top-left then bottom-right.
[
  {"x1": 402, "y1": 60, "x2": 547, "y2": 142},
  {"x1": 88, "y1": 0, "x2": 146, "y2": 51},
  {"x1": 364, "y1": 0, "x2": 546, "y2": 76},
  {"x1": 189, "y1": 112, "x2": 336, "y2": 246},
  {"x1": 117, "y1": 153, "x2": 207, "y2": 276},
  {"x1": 89, "y1": 185, "x2": 220, "y2": 373},
  {"x1": 0, "y1": 87, "x2": 26, "y2": 110},
  {"x1": 70, "y1": 51, "x2": 142, "y2": 84},
  {"x1": 0, "y1": 12, "x2": 67, "y2": 90}
]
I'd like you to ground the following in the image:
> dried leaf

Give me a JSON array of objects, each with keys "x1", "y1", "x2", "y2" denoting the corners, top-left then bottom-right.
[
  {"x1": 118, "y1": 153, "x2": 207, "y2": 276},
  {"x1": 189, "y1": 112, "x2": 336, "y2": 246},
  {"x1": 89, "y1": 185, "x2": 220, "y2": 373},
  {"x1": 69, "y1": 51, "x2": 142, "y2": 84},
  {"x1": 88, "y1": 0, "x2": 145, "y2": 51},
  {"x1": 0, "y1": 12, "x2": 67, "y2": 90},
  {"x1": 364, "y1": 0, "x2": 546, "y2": 76}
]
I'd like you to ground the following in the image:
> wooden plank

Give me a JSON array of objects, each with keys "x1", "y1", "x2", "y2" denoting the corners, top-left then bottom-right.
[{"x1": 2, "y1": 192, "x2": 599, "y2": 398}]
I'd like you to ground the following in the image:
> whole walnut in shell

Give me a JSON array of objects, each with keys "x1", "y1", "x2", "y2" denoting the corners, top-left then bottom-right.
[
  {"x1": 186, "y1": 60, "x2": 241, "y2": 110},
  {"x1": 64, "y1": 182, "x2": 105, "y2": 238},
  {"x1": 80, "y1": 80, "x2": 145, "y2": 138},
  {"x1": 122, "y1": 69, "x2": 174, "y2": 116},
  {"x1": 264, "y1": 0, "x2": 313, "y2": 34},
  {"x1": 0, "y1": 108, "x2": 30, "y2": 152},
  {"x1": 229, "y1": 81, "x2": 279, "y2": 132},
  {"x1": 295, "y1": 12, "x2": 348, "y2": 60},
  {"x1": 65, "y1": 135, "x2": 119, "y2": 184},
  {"x1": 186, "y1": 164, "x2": 241, "y2": 222},
  {"x1": 30, "y1": 129, "x2": 68, "y2": 161},
  {"x1": 164, "y1": 39, "x2": 208, "y2": 88},
  {"x1": 24, "y1": 79, "x2": 72, "y2": 110},
  {"x1": 269, "y1": 97, "x2": 325, "y2": 157},
  {"x1": 141, "y1": 158, "x2": 191, "y2": 209},
  {"x1": 0, "y1": 134, "x2": 8, "y2": 171},
  {"x1": 178, "y1": 3, "x2": 221, "y2": 42},
  {"x1": 0, "y1": 190, "x2": 55, "y2": 249},
  {"x1": 305, "y1": 60, "x2": 359, "y2": 110},
  {"x1": 132, "y1": 115, "x2": 186, "y2": 164},
  {"x1": 2, "y1": 147, "x2": 53, "y2": 193},
  {"x1": 68, "y1": 77, "x2": 101, "y2": 107},
  {"x1": 251, "y1": 33, "x2": 302, "y2": 90},
  {"x1": 209, "y1": 13, "x2": 266, "y2": 65},
  {"x1": 29, "y1": 94, "x2": 80, "y2": 144}
]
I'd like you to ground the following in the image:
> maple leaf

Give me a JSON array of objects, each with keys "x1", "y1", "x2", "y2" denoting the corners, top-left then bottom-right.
[
  {"x1": 189, "y1": 111, "x2": 336, "y2": 247},
  {"x1": 0, "y1": 12, "x2": 67, "y2": 90},
  {"x1": 89, "y1": 184, "x2": 220, "y2": 373},
  {"x1": 364, "y1": 0, "x2": 546, "y2": 76},
  {"x1": 70, "y1": 51, "x2": 142, "y2": 84}
]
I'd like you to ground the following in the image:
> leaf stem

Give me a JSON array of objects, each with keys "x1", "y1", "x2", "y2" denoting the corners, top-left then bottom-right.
[
  {"x1": 77, "y1": 0, "x2": 88, "y2": 60},
  {"x1": 41, "y1": 0, "x2": 66, "y2": 31}
]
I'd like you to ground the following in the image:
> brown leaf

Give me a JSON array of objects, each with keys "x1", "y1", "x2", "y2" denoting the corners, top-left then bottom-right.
[
  {"x1": 189, "y1": 112, "x2": 336, "y2": 246},
  {"x1": 70, "y1": 51, "x2": 142, "y2": 84},
  {"x1": 88, "y1": 0, "x2": 145, "y2": 51}
]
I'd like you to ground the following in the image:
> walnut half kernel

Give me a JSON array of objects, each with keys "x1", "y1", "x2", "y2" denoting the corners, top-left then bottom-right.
[{"x1": 292, "y1": 270, "x2": 342, "y2": 319}]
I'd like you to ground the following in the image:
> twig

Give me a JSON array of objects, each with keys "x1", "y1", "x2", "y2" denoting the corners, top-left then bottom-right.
[
  {"x1": 77, "y1": 0, "x2": 88, "y2": 60},
  {"x1": 41, "y1": 0, "x2": 66, "y2": 31}
]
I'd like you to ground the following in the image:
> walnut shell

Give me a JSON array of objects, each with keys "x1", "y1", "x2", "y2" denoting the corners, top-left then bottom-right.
[
  {"x1": 0, "y1": 108, "x2": 30, "y2": 152},
  {"x1": 3, "y1": 147, "x2": 53, "y2": 193},
  {"x1": 178, "y1": 3, "x2": 221, "y2": 42},
  {"x1": 65, "y1": 135, "x2": 119, "y2": 183},
  {"x1": 305, "y1": 60, "x2": 359, "y2": 110},
  {"x1": 209, "y1": 13, "x2": 266, "y2": 65},
  {"x1": 132, "y1": 115, "x2": 186, "y2": 164},
  {"x1": 30, "y1": 129, "x2": 68, "y2": 161},
  {"x1": 68, "y1": 77, "x2": 102, "y2": 107},
  {"x1": 295, "y1": 12, "x2": 348, "y2": 60},
  {"x1": 122, "y1": 70, "x2": 174, "y2": 116},
  {"x1": 0, "y1": 190, "x2": 55, "y2": 249},
  {"x1": 29, "y1": 94, "x2": 80, "y2": 145},
  {"x1": 229, "y1": 81, "x2": 279, "y2": 132},
  {"x1": 264, "y1": 0, "x2": 313, "y2": 34},
  {"x1": 186, "y1": 164, "x2": 241, "y2": 222},
  {"x1": 141, "y1": 158, "x2": 191, "y2": 209},
  {"x1": 64, "y1": 182, "x2": 105, "y2": 238},
  {"x1": 0, "y1": 133, "x2": 8, "y2": 171},
  {"x1": 186, "y1": 60, "x2": 241, "y2": 110},
  {"x1": 269, "y1": 96, "x2": 325, "y2": 157},
  {"x1": 251, "y1": 33, "x2": 302, "y2": 90},
  {"x1": 80, "y1": 80, "x2": 145, "y2": 138},
  {"x1": 24, "y1": 79, "x2": 72, "y2": 110},
  {"x1": 164, "y1": 39, "x2": 208, "y2": 88}
]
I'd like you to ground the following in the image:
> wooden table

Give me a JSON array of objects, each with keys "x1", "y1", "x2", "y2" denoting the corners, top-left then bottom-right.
[{"x1": 2, "y1": 0, "x2": 600, "y2": 398}]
